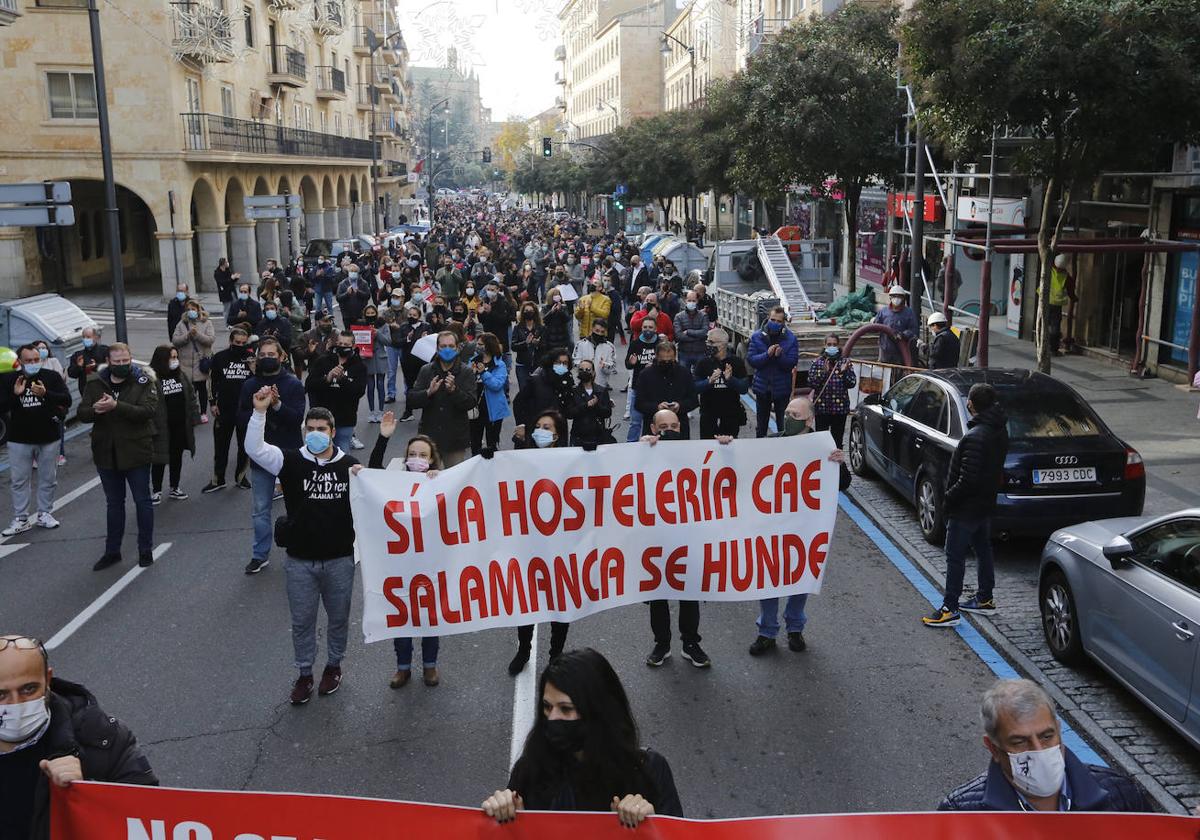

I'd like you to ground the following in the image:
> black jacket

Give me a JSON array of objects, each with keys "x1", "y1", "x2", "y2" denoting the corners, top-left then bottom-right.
[
  {"x1": 944, "y1": 404, "x2": 1008, "y2": 518},
  {"x1": 167, "y1": 297, "x2": 186, "y2": 339},
  {"x1": 306, "y1": 351, "x2": 368, "y2": 428},
  {"x1": 477, "y1": 298, "x2": 515, "y2": 351},
  {"x1": 209, "y1": 346, "x2": 255, "y2": 414},
  {"x1": 513, "y1": 367, "x2": 574, "y2": 429},
  {"x1": 930, "y1": 328, "x2": 962, "y2": 369},
  {"x1": 541, "y1": 303, "x2": 572, "y2": 351},
  {"x1": 226, "y1": 297, "x2": 263, "y2": 330},
  {"x1": 566, "y1": 383, "x2": 614, "y2": 446},
  {"x1": 408, "y1": 358, "x2": 478, "y2": 453},
  {"x1": 509, "y1": 748, "x2": 682, "y2": 816},
  {"x1": 67, "y1": 344, "x2": 109, "y2": 389},
  {"x1": 0, "y1": 370, "x2": 71, "y2": 444},
  {"x1": 939, "y1": 749, "x2": 1147, "y2": 812},
  {"x1": 0, "y1": 678, "x2": 157, "y2": 840},
  {"x1": 635, "y1": 361, "x2": 699, "y2": 437},
  {"x1": 512, "y1": 322, "x2": 544, "y2": 369}
]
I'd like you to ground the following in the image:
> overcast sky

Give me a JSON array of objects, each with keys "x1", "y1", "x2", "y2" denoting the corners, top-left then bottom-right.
[{"x1": 396, "y1": 0, "x2": 563, "y2": 122}]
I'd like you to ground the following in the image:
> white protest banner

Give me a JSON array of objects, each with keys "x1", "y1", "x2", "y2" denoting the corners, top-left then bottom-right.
[
  {"x1": 556, "y1": 283, "x2": 580, "y2": 302},
  {"x1": 351, "y1": 434, "x2": 839, "y2": 640},
  {"x1": 411, "y1": 333, "x2": 438, "y2": 363}
]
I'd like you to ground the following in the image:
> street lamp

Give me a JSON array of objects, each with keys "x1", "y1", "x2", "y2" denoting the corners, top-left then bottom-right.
[
  {"x1": 366, "y1": 27, "x2": 406, "y2": 236},
  {"x1": 660, "y1": 32, "x2": 696, "y2": 107},
  {"x1": 425, "y1": 97, "x2": 450, "y2": 223}
]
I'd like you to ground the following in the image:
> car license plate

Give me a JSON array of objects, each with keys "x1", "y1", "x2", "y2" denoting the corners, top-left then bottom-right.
[{"x1": 1033, "y1": 467, "x2": 1097, "y2": 485}]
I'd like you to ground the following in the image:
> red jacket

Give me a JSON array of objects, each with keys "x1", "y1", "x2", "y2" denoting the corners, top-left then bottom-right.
[{"x1": 629, "y1": 310, "x2": 674, "y2": 340}]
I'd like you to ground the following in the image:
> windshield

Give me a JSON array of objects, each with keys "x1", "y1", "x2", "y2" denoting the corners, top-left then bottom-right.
[{"x1": 996, "y1": 385, "x2": 1102, "y2": 439}]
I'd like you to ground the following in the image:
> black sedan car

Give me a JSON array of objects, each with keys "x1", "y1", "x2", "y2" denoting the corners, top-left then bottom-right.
[{"x1": 847, "y1": 369, "x2": 1145, "y2": 543}]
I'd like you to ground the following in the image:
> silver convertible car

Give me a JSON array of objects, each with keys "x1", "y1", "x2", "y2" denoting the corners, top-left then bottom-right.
[{"x1": 1039, "y1": 509, "x2": 1200, "y2": 749}]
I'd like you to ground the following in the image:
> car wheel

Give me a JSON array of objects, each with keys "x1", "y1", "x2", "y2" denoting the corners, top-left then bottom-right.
[
  {"x1": 848, "y1": 419, "x2": 873, "y2": 478},
  {"x1": 915, "y1": 472, "x2": 946, "y2": 545},
  {"x1": 1040, "y1": 569, "x2": 1085, "y2": 665}
]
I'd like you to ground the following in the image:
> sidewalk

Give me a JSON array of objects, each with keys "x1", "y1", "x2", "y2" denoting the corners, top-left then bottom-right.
[{"x1": 984, "y1": 321, "x2": 1200, "y2": 516}]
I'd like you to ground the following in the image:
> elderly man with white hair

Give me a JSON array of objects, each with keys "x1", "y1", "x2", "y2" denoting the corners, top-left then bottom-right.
[{"x1": 939, "y1": 679, "x2": 1147, "y2": 812}]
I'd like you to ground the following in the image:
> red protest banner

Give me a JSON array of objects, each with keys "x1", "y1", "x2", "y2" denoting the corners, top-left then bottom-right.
[
  {"x1": 51, "y1": 782, "x2": 1197, "y2": 840},
  {"x1": 349, "y1": 325, "x2": 374, "y2": 358}
]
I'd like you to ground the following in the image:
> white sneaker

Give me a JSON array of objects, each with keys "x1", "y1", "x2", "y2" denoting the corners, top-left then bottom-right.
[
  {"x1": 351, "y1": 436, "x2": 365, "y2": 450},
  {"x1": 2, "y1": 517, "x2": 32, "y2": 537},
  {"x1": 35, "y1": 512, "x2": 60, "y2": 529}
]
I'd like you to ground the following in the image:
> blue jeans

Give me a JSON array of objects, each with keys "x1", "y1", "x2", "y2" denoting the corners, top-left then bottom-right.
[
  {"x1": 515, "y1": 364, "x2": 531, "y2": 393},
  {"x1": 284, "y1": 555, "x2": 355, "y2": 674},
  {"x1": 679, "y1": 354, "x2": 703, "y2": 378},
  {"x1": 755, "y1": 391, "x2": 789, "y2": 438},
  {"x1": 943, "y1": 516, "x2": 995, "y2": 612},
  {"x1": 315, "y1": 289, "x2": 334, "y2": 315},
  {"x1": 385, "y1": 346, "x2": 400, "y2": 399},
  {"x1": 757, "y1": 594, "x2": 809, "y2": 637},
  {"x1": 249, "y1": 463, "x2": 276, "y2": 562},
  {"x1": 394, "y1": 636, "x2": 439, "y2": 670},
  {"x1": 626, "y1": 386, "x2": 643, "y2": 442},
  {"x1": 333, "y1": 426, "x2": 354, "y2": 452},
  {"x1": 97, "y1": 465, "x2": 153, "y2": 555}
]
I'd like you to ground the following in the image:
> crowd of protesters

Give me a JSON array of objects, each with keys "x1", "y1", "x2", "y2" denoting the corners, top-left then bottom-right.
[{"x1": 1, "y1": 196, "x2": 1152, "y2": 839}]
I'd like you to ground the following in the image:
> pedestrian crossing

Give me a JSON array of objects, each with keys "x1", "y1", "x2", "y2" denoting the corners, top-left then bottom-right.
[{"x1": 78, "y1": 308, "x2": 155, "y2": 328}]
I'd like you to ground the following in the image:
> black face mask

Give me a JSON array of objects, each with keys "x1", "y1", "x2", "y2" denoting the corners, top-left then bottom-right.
[
  {"x1": 658, "y1": 429, "x2": 682, "y2": 441},
  {"x1": 337, "y1": 347, "x2": 355, "y2": 358},
  {"x1": 657, "y1": 359, "x2": 674, "y2": 371},
  {"x1": 257, "y1": 356, "x2": 281, "y2": 376},
  {"x1": 590, "y1": 333, "x2": 606, "y2": 344},
  {"x1": 578, "y1": 369, "x2": 594, "y2": 383},
  {"x1": 543, "y1": 719, "x2": 586, "y2": 754}
]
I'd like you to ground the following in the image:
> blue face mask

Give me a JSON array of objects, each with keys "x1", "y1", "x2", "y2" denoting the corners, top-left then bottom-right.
[
  {"x1": 22, "y1": 363, "x2": 42, "y2": 377},
  {"x1": 824, "y1": 346, "x2": 839, "y2": 357},
  {"x1": 175, "y1": 291, "x2": 187, "y2": 301},
  {"x1": 766, "y1": 321, "x2": 783, "y2": 334},
  {"x1": 305, "y1": 430, "x2": 332, "y2": 455},
  {"x1": 38, "y1": 347, "x2": 49, "y2": 360},
  {"x1": 238, "y1": 292, "x2": 249, "y2": 301},
  {"x1": 265, "y1": 310, "x2": 278, "y2": 320},
  {"x1": 552, "y1": 363, "x2": 568, "y2": 376},
  {"x1": 531, "y1": 427, "x2": 556, "y2": 448},
  {"x1": 187, "y1": 310, "x2": 199, "y2": 320},
  {"x1": 82, "y1": 338, "x2": 95, "y2": 349},
  {"x1": 437, "y1": 346, "x2": 458, "y2": 363}
]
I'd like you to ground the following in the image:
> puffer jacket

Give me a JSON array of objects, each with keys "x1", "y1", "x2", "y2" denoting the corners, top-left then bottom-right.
[
  {"x1": 746, "y1": 326, "x2": 799, "y2": 398},
  {"x1": 939, "y1": 749, "x2": 1147, "y2": 812},
  {"x1": 944, "y1": 403, "x2": 1009, "y2": 518},
  {"x1": 77, "y1": 364, "x2": 159, "y2": 471},
  {"x1": 16, "y1": 678, "x2": 158, "y2": 840},
  {"x1": 171, "y1": 314, "x2": 215, "y2": 381}
]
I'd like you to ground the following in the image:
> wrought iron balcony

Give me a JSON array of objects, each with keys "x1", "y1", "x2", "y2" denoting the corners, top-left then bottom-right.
[
  {"x1": 745, "y1": 15, "x2": 788, "y2": 56},
  {"x1": 267, "y1": 44, "x2": 306, "y2": 86},
  {"x1": 0, "y1": 0, "x2": 21, "y2": 27},
  {"x1": 313, "y1": 0, "x2": 344, "y2": 36},
  {"x1": 170, "y1": 1, "x2": 235, "y2": 64},
  {"x1": 353, "y1": 25, "x2": 372, "y2": 55},
  {"x1": 315, "y1": 66, "x2": 346, "y2": 99},
  {"x1": 265, "y1": 0, "x2": 301, "y2": 14},
  {"x1": 356, "y1": 83, "x2": 378, "y2": 110},
  {"x1": 181, "y1": 112, "x2": 376, "y2": 159},
  {"x1": 374, "y1": 161, "x2": 407, "y2": 180}
]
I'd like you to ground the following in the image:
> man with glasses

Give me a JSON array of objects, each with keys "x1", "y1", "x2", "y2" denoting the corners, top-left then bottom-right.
[{"x1": 0, "y1": 635, "x2": 157, "y2": 840}]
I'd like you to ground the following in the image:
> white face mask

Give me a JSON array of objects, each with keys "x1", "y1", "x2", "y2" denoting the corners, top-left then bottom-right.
[
  {"x1": 0, "y1": 696, "x2": 50, "y2": 743},
  {"x1": 1007, "y1": 744, "x2": 1065, "y2": 799},
  {"x1": 531, "y1": 427, "x2": 555, "y2": 448},
  {"x1": 168, "y1": 360, "x2": 180, "y2": 370}
]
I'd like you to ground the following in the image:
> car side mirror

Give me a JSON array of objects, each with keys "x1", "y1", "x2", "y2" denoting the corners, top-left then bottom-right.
[
  {"x1": 1102, "y1": 535, "x2": 1134, "y2": 568},
  {"x1": 862, "y1": 393, "x2": 880, "y2": 407}
]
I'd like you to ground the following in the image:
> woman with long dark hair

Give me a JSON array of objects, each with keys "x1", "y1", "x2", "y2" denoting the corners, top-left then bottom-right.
[
  {"x1": 483, "y1": 649, "x2": 682, "y2": 827},
  {"x1": 148, "y1": 344, "x2": 199, "y2": 503}
]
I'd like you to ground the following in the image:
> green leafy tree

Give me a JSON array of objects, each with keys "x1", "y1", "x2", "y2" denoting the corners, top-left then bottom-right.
[
  {"x1": 605, "y1": 112, "x2": 699, "y2": 224},
  {"x1": 903, "y1": 0, "x2": 1200, "y2": 372},
  {"x1": 736, "y1": 2, "x2": 901, "y2": 291}
]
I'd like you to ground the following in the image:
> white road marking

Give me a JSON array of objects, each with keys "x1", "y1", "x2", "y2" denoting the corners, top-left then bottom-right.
[
  {"x1": 509, "y1": 625, "x2": 537, "y2": 769},
  {"x1": 0, "y1": 543, "x2": 29, "y2": 559},
  {"x1": 44, "y1": 542, "x2": 172, "y2": 651},
  {"x1": 52, "y1": 476, "x2": 102, "y2": 513}
]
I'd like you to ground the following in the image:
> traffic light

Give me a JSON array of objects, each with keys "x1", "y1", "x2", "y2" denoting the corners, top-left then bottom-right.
[
  {"x1": 614, "y1": 196, "x2": 624, "y2": 210},
  {"x1": 482, "y1": 147, "x2": 491, "y2": 164},
  {"x1": 542, "y1": 137, "x2": 552, "y2": 158}
]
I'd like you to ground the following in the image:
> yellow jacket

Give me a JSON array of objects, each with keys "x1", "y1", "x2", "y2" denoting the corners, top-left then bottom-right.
[{"x1": 574, "y1": 291, "x2": 612, "y2": 334}]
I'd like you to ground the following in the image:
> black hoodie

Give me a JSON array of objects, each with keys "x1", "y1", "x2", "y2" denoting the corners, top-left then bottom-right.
[{"x1": 944, "y1": 404, "x2": 1009, "y2": 518}]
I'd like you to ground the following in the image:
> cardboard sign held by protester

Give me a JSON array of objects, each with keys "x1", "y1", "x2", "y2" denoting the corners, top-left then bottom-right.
[
  {"x1": 351, "y1": 434, "x2": 840, "y2": 640},
  {"x1": 411, "y1": 333, "x2": 438, "y2": 363},
  {"x1": 350, "y1": 325, "x2": 375, "y2": 359}
]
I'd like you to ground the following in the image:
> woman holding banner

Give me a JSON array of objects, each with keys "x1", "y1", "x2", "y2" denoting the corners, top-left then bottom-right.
[
  {"x1": 483, "y1": 649, "x2": 682, "y2": 827},
  {"x1": 368, "y1": 412, "x2": 443, "y2": 688},
  {"x1": 508, "y1": 409, "x2": 571, "y2": 675}
]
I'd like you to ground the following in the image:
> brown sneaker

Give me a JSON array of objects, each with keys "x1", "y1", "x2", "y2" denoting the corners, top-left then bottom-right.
[
  {"x1": 422, "y1": 667, "x2": 440, "y2": 687},
  {"x1": 389, "y1": 670, "x2": 411, "y2": 689},
  {"x1": 317, "y1": 665, "x2": 342, "y2": 696},
  {"x1": 289, "y1": 674, "x2": 314, "y2": 705}
]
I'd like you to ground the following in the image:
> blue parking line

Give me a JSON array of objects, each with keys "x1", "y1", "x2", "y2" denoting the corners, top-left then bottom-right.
[
  {"x1": 0, "y1": 423, "x2": 92, "y2": 474},
  {"x1": 837, "y1": 493, "x2": 1107, "y2": 767}
]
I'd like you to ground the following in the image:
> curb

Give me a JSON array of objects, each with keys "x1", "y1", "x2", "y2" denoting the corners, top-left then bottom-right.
[{"x1": 845, "y1": 484, "x2": 1187, "y2": 816}]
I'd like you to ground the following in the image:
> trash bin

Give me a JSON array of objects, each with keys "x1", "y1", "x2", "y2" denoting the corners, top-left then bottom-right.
[{"x1": 0, "y1": 293, "x2": 100, "y2": 430}]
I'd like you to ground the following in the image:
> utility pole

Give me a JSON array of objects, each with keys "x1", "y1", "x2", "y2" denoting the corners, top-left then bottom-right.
[
  {"x1": 88, "y1": 0, "x2": 127, "y2": 342},
  {"x1": 909, "y1": 123, "x2": 926, "y2": 326}
]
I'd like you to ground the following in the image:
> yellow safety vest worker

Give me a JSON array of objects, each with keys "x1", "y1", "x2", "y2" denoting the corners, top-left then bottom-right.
[{"x1": 1049, "y1": 267, "x2": 1069, "y2": 307}]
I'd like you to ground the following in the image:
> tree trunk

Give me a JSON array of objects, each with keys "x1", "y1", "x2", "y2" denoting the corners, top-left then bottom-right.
[
  {"x1": 842, "y1": 183, "x2": 862, "y2": 294},
  {"x1": 1034, "y1": 176, "x2": 1074, "y2": 375}
]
